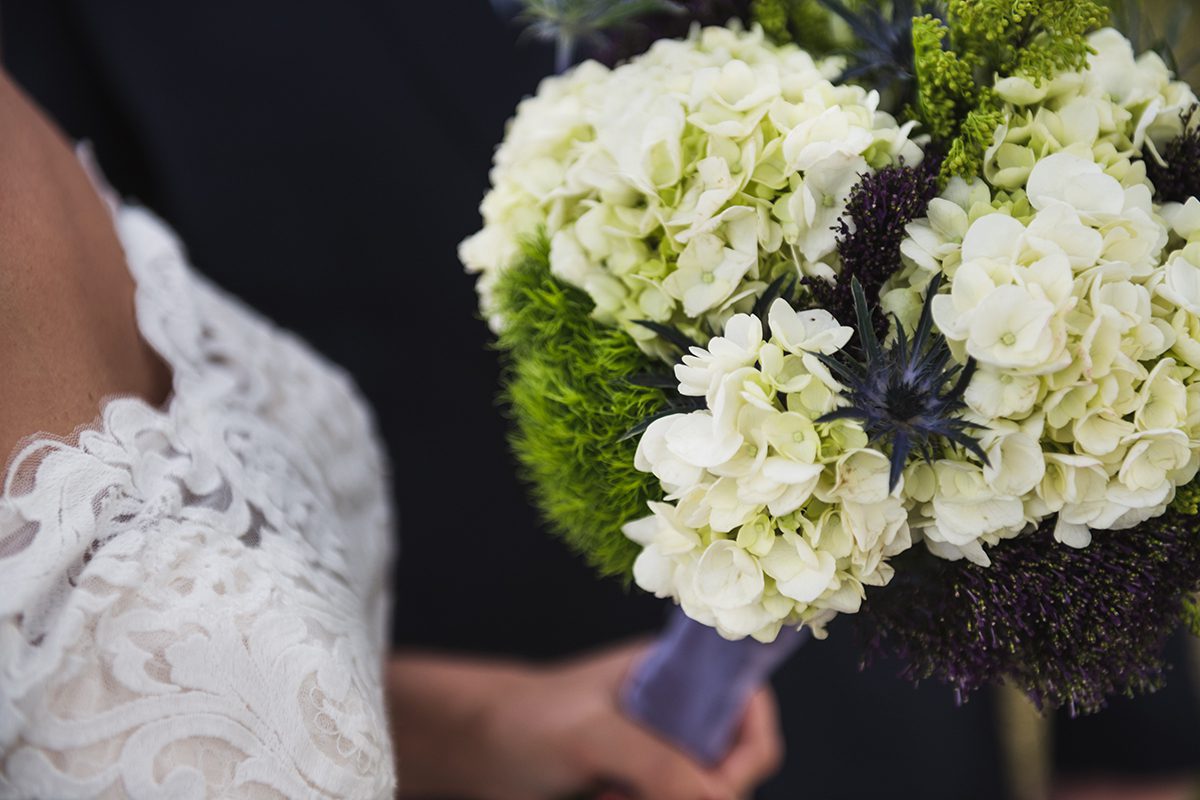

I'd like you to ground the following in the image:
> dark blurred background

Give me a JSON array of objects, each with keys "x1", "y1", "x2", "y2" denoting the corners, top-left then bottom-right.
[{"x1": 3, "y1": 2, "x2": 1197, "y2": 797}]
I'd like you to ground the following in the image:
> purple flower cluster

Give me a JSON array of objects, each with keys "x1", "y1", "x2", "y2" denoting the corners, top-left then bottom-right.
[
  {"x1": 1146, "y1": 105, "x2": 1200, "y2": 204},
  {"x1": 805, "y1": 154, "x2": 942, "y2": 340},
  {"x1": 857, "y1": 512, "x2": 1200, "y2": 715}
]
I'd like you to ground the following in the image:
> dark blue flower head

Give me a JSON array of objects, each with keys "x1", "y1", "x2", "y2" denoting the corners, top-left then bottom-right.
[
  {"x1": 821, "y1": 0, "x2": 943, "y2": 109},
  {"x1": 815, "y1": 275, "x2": 986, "y2": 491}
]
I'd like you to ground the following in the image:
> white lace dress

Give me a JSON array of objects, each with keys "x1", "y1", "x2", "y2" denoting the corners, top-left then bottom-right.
[{"x1": 0, "y1": 205, "x2": 398, "y2": 798}]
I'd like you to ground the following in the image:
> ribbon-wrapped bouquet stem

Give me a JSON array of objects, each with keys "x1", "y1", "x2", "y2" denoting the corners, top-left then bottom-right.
[{"x1": 464, "y1": 0, "x2": 1200, "y2": 757}]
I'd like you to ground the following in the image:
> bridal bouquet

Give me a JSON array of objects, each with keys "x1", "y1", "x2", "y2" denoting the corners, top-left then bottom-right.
[{"x1": 465, "y1": 0, "x2": 1200, "y2": 733}]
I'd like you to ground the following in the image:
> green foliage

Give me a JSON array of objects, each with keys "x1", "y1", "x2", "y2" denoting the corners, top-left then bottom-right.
[
  {"x1": 1172, "y1": 481, "x2": 1200, "y2": 638},
  {"x1": 948, "y1": 0, "x2": 1107, "y2": 83},
  {"x1": 911, "y1": 0, "x2": 1109, "y2": 180},
  {"x1": 911, "y1": 14, "x2": 979, "y2": 143},
  {"x1": 494, "y1": 237, "x2": 668, "y2": 578},
  {"x1": 751, "y1": 0, "x2": 839, "y2": 53},
  {"x1": 1185, "y1": 594, "x2": 1200, "y2": 638},
  {"x1": 1172, "y1": 480, "x2": 1200, "y2": 516},
  {"x1": 941, "y1": 104, "x2": 1005, "y2": 180}
]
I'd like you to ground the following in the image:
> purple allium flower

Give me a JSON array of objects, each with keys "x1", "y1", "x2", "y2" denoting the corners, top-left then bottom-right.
[
  {"x1": 805, "y1": 153, "x2": 942, "y2": 340},
  {"x1": 1146, "y1": 105, "x2": 1200, "y2": 204},
  {"x1": 815, "y1": 275, "x2": 985, "y2": 491},
  {"x1": 857, "y1": 512, "x2": 1200, "y2": 716}
]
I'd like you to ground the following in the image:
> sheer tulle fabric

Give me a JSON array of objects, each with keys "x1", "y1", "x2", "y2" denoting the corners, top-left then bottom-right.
[{"x1": 0, "y1": 206, "x2": 397, "y2": 799}]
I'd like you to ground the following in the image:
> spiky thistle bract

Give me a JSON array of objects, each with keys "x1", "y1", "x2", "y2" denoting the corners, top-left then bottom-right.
[
  {"x1": 816, "y1": 274, "x2": 986, "y2": 491},
  {"x1": 819, "y1": 0, "x2": 942, "y2": 110},
  {"x1": 623, "y1": 271, "x2": 803, "y2": 440},
  {"x1": 519, "y1": 0, "x2": 685, "y2": 70}
]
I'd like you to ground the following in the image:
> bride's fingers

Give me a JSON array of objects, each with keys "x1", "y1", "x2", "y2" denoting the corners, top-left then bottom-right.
[
  {"x1": 716, "y1": 687, "x2": 784, "y2": 794},
  {"x1": 582, "y1": 711, "x2": 736, "y2": 800}
]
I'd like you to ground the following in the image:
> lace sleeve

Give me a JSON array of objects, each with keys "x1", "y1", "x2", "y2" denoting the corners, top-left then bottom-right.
[
  {"x1": 1, "y1": 499, "x2": 395, "y2": 799},
  {"x1": 1, "y1": 202, "x2": 397, "y2": 798}
]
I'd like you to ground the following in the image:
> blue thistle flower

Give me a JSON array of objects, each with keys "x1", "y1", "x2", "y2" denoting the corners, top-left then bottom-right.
[
  {"x1": 820, "y1": 0, "x2": 943, "y2": 109},
  {"x1": 815, "y1": 275, "x2": 986, "y2": 492},
  {"x1": 517, "y1": 0, "x2": 689, "y2": 71},
  {"x1": 514, "y1": 0, "x2": 750, "y2": 70}
]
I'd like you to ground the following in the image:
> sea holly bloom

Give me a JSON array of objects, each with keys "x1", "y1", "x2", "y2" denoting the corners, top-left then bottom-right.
[
  {"x1": 623, "y1": 293, "x2": 909, "y2": 637},
  {"x1": 817, "y1": 276, "x2": 987, "y2": 492}
]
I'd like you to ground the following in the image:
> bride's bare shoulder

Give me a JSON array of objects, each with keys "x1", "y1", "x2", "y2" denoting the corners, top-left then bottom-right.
[{"x1": 0, "y1": 72, "x2": 170, "y2": 466}]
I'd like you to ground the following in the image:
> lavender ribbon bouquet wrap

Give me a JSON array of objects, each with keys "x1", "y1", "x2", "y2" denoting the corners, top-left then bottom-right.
[
  {"x1": 622, "y1": 611, "x2": 807, "y2": 763},
  {"x1": 468, "y1": 0, "x2": 1200, "y2": 767}
]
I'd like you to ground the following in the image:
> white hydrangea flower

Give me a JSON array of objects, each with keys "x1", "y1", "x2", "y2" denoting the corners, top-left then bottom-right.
[
  {"x1": 463, "y1": 24, "x2": 921, "y2": 346},
  {"x1": 623, "y1": 302, "x2": 914, "y2": 639},
  {"x1": 886, "y1": 28, "x2": 1200, "y2": 567},
  {"x1": 520, "y1": 24, "x2": 1200, "y2": 645},
  {"x1": 761, "y1": 531, "x2": 837, "y2": 603},
  {"x1": 1158, "y1": 250, "x2": 1200, "y2": 316}
]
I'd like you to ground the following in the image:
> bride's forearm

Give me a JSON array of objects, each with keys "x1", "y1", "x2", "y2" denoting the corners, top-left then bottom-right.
[
  {"x1": 383, "y1": 643, "x2": 756, "y2": 800},
  {"x1": 385, "y1": 653, "x2": 532, "y2": 799}
]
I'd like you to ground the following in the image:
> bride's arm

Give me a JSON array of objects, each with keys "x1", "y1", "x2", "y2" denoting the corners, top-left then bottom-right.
[
  {"x1": 385, "y1": 641, "x2": 781, "y2": 800},
  {"x1": 0, "y1": 68, "x2": 781, "y2": 800},
  {"x1": 0, "y1": 69, "x2": 170, "y2": 464}
]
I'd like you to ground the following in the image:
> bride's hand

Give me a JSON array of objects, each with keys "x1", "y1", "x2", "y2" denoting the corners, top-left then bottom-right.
[{"x1": 387, "y1": 641, "x2": 782, "y2": 800}]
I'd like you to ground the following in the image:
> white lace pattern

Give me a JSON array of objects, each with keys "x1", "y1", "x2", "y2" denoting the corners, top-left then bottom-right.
[{"x1": 0, "y1": 206, "x2": 397, "y2": 799}]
